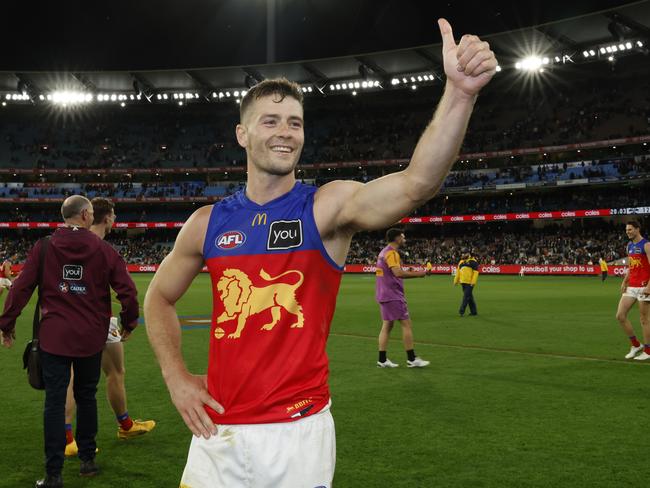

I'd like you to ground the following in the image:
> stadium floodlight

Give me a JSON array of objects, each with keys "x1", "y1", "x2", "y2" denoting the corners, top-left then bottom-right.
[
  {"x1": 335, "y1": 84, "x2": 341, "y2": 90},
  {"x1": 374, "y1": 81, "x2": 380, "y2": 87},
  {"x1": 515, "y1": 56, "x2": 544, "y2": 72},
  {"x1": 495, "y1": 65, "x2": 502, "y2": 72},
  {"x1": 162, "y1": 93, "x2": 168, "y2": 100},
  {"x1": 129, "y1": 94, "x2": 135, "y2": 100},
  {"x1": 583, "y1": 50, "x2": 589, "y2": 58},
  {"x1": 354, "y1": 82, "x2": 360, "y2": 89},
  {"x1": 50, "y1": 91, "x2": 92, "y2": 105},
  {"x1": 120, "y1": 102, "x2": 125, "y2": 107},
  {"x1": 110, "y1": 94, "x2": 117, "y2": 101},
  {"x1": 212, "y1": 92, "x2": 217, "y2": 98},
  {"x1": 156, "y1": 94, "x2": 162, "y2": 100},
  {"x1": 391, "y1": 78, "x2": 399, "y2": 85},
  {"x1": 600, "y1": 47, "x2": 606, "y2": 54},
  {"x1": 39, "y1": 94, "x2": 45, "y2": 100},
  {"x1": 234, "y1": 90, "x2": 240, "y2": 97},
  {"x1": 178, "y1": 101, "x2": 183, "y2": 106},
  {"x1": 411, "y1": 85, "x2": 417, "y2": 90},
  {"x1": 218, "y1": 92, "x2": 224, "y2": 98},
  {"x1": 608, "y1": 55, "x2": 615, "y2": 62},
  {"x1": 625, "y1": 42, "x2": 632, "y2": 49},
  {"x1": 351, "y1": 91, "x2": 357, "y2": 96},
  {"x1": 172, "y1": 93, "x2": 177, "y2": 99},
  {"x1": 329, "y1": 84, "x2": 335, "y2": 90},
  {"x1": 307, "y1": 87, "x2": 312, "y2": 93},
  {"x1": 4, "y1": 94, "x2": 9, "y2": 100},
  {"x1": 637, "y1": 41, "x2": 644, "y2": 47},
  {"x1": 342, "y1": 83, "x2": 348, "y2": 90},
  {"x1": 402, "y1": 77, "x2": 407, "y2": 83},
  {"x1": 225, "y1": 91, "x2": 231, "y2": 97}
]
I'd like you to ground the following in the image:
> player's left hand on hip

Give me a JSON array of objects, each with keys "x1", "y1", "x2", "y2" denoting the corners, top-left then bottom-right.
[
  {"x1": 121, "y1": 329, "x2": 131, "y2": 342},
  {"x1": 438, "y1": 18, "x2": 498, "y2": 98}
]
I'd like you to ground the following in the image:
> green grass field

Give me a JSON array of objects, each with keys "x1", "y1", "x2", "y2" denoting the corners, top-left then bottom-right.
[{"x1": 1, "y1": 273, "x2": 647, "y2": 488}]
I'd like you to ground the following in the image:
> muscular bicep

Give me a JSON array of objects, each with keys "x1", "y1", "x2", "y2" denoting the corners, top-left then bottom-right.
[
  {"x1": 145, "y1": 206, "x2": 210, "y2": 306},
  {"x1": 147, "y1": 249, "x2": 204, "y2": 306}
]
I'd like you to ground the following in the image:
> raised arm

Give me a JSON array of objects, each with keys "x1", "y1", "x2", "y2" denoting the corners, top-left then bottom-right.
[
  {"x1": 144, "y1": 205, "x2": 224, "y2": 439},
  {"x1": 316, "y1": 19, "x2": 497, "y2": 235}
]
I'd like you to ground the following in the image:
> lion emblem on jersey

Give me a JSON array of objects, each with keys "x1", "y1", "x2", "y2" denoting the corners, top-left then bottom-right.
[{"x1": 215, "y1": 268, "x2": 305, "y2": 339}]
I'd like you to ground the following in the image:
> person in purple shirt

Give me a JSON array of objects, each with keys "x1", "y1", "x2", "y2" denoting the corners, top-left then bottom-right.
[
  {"x1": 0, "y1": 195, "x2": 139, "y2": 488},
  {"x1": 375, "y1": 228, "x2": 431, "y2": 368}
]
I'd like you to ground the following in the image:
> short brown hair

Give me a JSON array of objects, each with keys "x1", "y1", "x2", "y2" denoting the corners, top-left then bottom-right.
[
  {"x1": 386, "y1": 228, "x2": 404, "y2": 243},
  {"x1": 239, "y1": 77, "x2": 304, "y2": 122},
  {"x1": 627, "y1": 220, "x2": 641, "y2": 229},
  {"x1": 91, "y1": 197, "x2": 115, "y2": 225}
]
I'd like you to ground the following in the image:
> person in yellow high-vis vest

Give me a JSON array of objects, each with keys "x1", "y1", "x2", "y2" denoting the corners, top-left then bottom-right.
[
  {"x1": 454, "y1": 248, "x2": 479, "y2": 316},
  {"x1": 599, "y1": 257, "x2": 608, "y2": 282}
]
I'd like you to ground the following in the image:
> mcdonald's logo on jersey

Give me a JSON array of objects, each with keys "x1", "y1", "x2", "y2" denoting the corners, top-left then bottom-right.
[{"x1": 251, "y1": 213, "x2": 268, "y2": 227}]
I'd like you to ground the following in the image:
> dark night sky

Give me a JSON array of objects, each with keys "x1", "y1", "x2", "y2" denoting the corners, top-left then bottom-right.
[{"x1": 0, "y1": 0, "x2": 637, "y2": 71}]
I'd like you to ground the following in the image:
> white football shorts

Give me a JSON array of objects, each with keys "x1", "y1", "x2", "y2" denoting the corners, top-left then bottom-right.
[
  {"x1": 623, "y1": 287, "x2": 650, "y2": 302},
  {"x1": 0, "y1": 278, "x2": 12, "y2": 289},
  {"x1": 106, "y1": 316, "x2": 122, "y2": 343},
  {"x1": 179, "y1": 404, "x2": 335, "y2": 488}
]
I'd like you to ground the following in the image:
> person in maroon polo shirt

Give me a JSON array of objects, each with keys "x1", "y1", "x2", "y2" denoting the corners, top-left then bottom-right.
[{"x1": 0, "y1": 195, "x2": 139, "y2": 488}]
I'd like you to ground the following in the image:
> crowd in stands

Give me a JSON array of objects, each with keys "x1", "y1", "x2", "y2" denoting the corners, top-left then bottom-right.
[
  {"x1": 0, "y1": 154, "x2": 647, "y2": 202},
  {"x1": 0, "y1": 66, "x2": 648, "y2": 171},
  {"x1": 347, "y1": 222, "x2": 632, "y2": 266},
  {"x1": 0, "y1": 220, "x2": 640, "y2": 267},
  {"x1": 0, "y1": 182, "x2": 647, "y2": 224}
]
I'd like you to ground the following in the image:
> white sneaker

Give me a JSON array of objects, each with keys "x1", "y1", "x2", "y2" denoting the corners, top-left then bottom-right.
[
  {"x1": 407, "y1": 357, "x2": 430, "y2": 368},
  {"x1": 633, "y1": 351, "x2": 650, "y2": 361},
  {"x1": 377, "y1": 359, "x2": 399, "y2": 368},
  {"x1": 625, "y1": 344, "x2": 644, "y2": 359}
]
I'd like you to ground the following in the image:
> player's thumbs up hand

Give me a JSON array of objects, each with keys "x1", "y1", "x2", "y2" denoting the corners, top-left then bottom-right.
[
  {"x1": 438, "y1": 18, "x2": 497, "y2": 99},
  {"x1": 438, "y1": 18, "x2": 457, "y2": 54}
]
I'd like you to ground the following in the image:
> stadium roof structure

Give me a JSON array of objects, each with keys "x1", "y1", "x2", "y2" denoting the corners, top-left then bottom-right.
[{"x1": 0, "y1": 1, "x2": 649, "y2": 104}]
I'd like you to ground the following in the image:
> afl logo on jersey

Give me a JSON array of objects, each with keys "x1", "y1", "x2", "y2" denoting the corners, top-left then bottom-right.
[{"x1": 216, "y1": 231, "x2": 246, "y2": 250}]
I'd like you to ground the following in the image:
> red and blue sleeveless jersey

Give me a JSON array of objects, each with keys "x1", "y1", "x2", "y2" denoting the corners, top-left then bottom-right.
[
  {"x1": 202, "y1": 182, "x2": 343, "y2": 424},
  {"x1": 627, "y1": 238, "x2": 650, "y2": 287}
]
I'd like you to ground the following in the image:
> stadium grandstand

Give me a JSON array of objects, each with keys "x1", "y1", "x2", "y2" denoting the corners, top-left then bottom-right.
[{"x1": 1, "y1": 1, "x2": 650, "y2": 487}]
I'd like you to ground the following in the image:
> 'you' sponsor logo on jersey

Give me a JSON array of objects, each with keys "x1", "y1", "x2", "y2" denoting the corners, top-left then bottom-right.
[
  {"x1": 63, "y1": 264, "x2": 83, "y2": 280},
  {"x1": 267, "y1": 220, "x2": 303, "y2": 250},
  {"x1": 216, "y1": 231, "x2": 246, "y2": 250}
]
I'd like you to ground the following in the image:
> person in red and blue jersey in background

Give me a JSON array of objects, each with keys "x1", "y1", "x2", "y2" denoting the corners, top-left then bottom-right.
[
  {"x1": 375, "y1": 228, "x2": 431, "y2": 368},
  {"x1": 616, "y1": 220, "x2": 650, "y2": 360}
]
